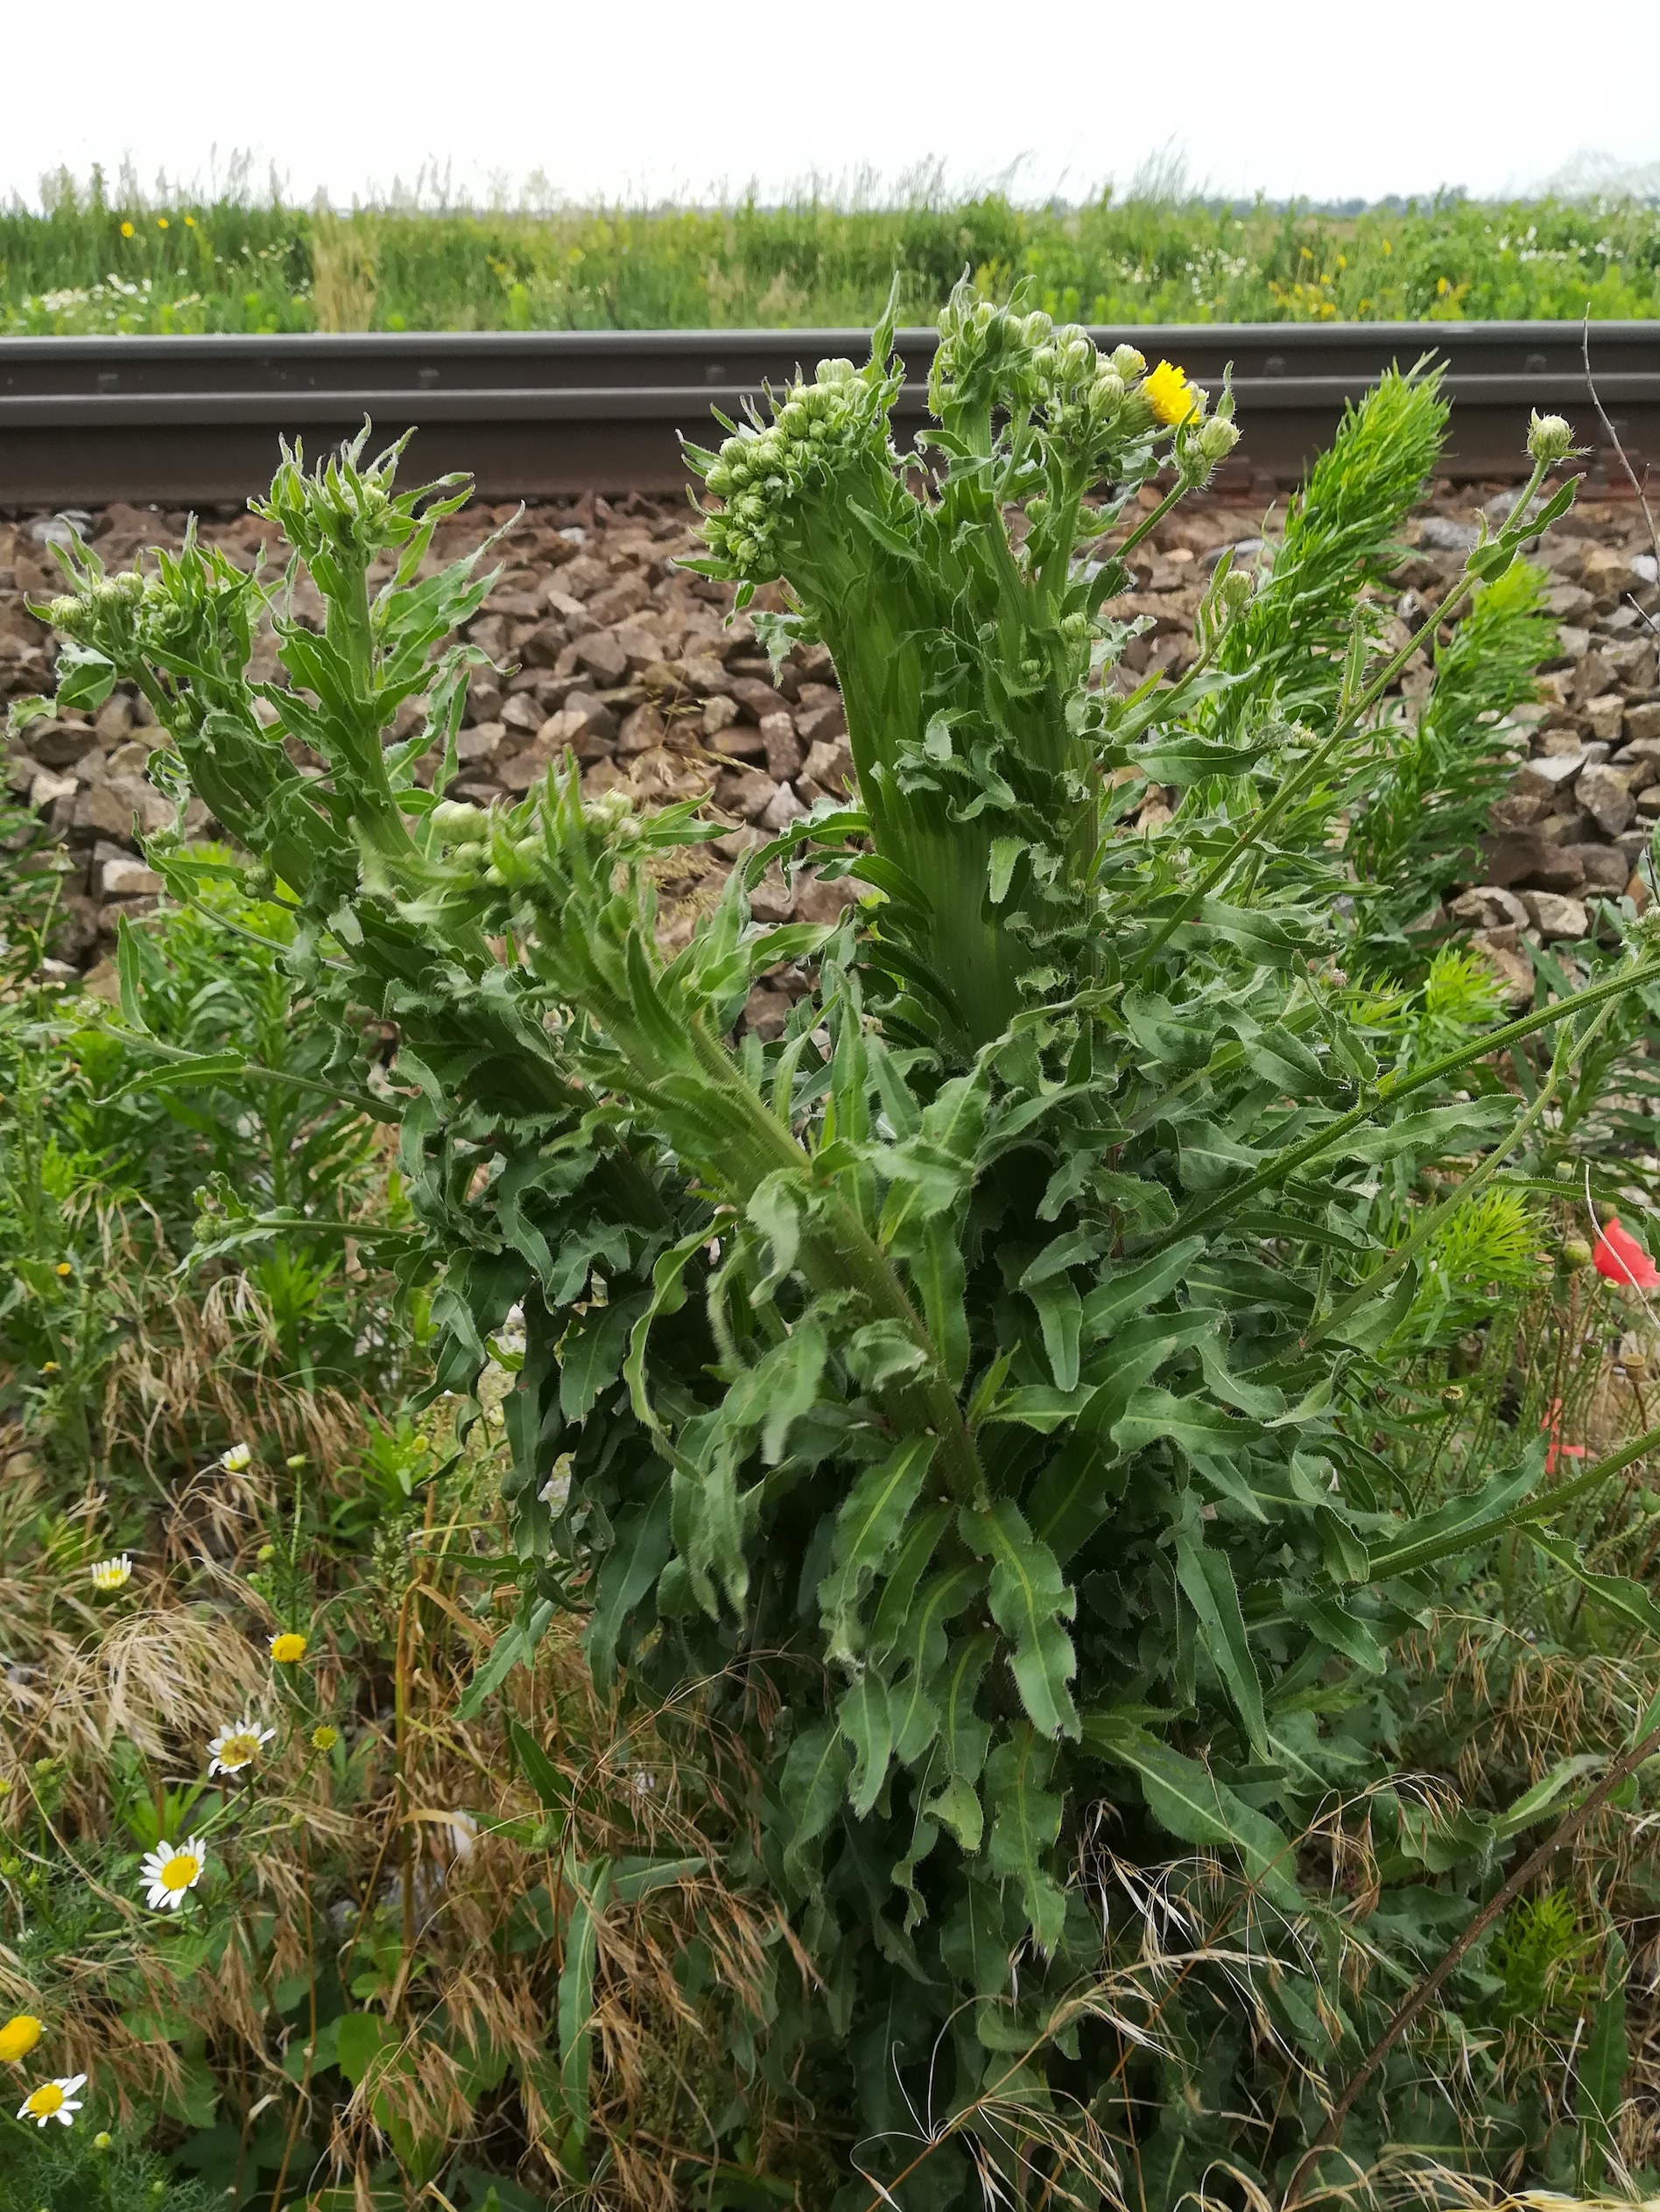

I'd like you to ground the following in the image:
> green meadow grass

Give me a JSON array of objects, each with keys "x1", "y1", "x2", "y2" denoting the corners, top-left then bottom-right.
[{"x1": 4, "y1": 172, "x2": 1660, "y2": 334}]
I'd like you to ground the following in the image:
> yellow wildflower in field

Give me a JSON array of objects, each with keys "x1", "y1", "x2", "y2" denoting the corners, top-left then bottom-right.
[
  {"x1": 88, "y1": 1555, "x2": 132, "y2": 1594},
  {"x1": 207, "y1": 1717, "x2": 275, "y2": 1777},
  {"x1": 1143, "y1": 361, "x2": 1204, "y2": 425},
  {"x1": 140, "y1": 1836, "x2": 206, "y2": 1911},
  {"x1": 18, "y1": 2074, "x2": 84, "y2": 2127},
  {"x1": 53, "y1": 1263, "x2": 71, "y2": 1278},
  {"x1": 310, "y1": 1725, "x2": 339, "y2": 1752},
  {"x1": 118, "y1": 221, "x2": 134, "y2": 238},
  {"x1": 269, "y1": 1632, "x2": 308, "y2": 1663},
  {"x1": 0, "y1": 2014, "x2": 43, "y2": 2062}
]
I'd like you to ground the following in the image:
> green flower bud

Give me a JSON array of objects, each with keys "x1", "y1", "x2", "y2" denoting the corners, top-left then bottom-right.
[
  {"x1": 1194, "y1": 417, "x2": 1241, "y2": 464},
  {"x1": 430, "y1": 800, "x2": 489, "y2": 843},
  {"x1": 1110, "y1": 345, "x2": 1146, "y2": 381},
  {"x1": 1562, "y1": 1237, "x2": 1593, "y2": 1270},
  {"x1": 1214, "y1": 568, "x2": 1255, "y2": 616},
  {"x1": 1527, "y1": 410, "x2": 1573, "y2": 466}
]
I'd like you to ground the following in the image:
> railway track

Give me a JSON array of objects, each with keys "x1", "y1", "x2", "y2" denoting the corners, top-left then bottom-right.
[{"x1": 0, "y1": 320, "x2": 1656, "y2": 507}]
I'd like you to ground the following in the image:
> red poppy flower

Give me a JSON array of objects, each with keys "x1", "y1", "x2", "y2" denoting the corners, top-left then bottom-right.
[
  {"x1": 1539, "y1": 1396, "x2": 1586, "y2": 1476},
  {"x1": 1593, "y1": 1217, "x2": 1660, "y2": 1293}
]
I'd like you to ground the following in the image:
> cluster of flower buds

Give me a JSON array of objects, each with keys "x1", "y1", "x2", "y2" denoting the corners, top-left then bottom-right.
[
  {"x1": 931, "y1": 290, "x2": 1156, "y2": 467},
  {"x1": 46, "y1": 569, "x2": 146, "y2": 654},
  {"x1": 695, "y1": 357, "x2": 893, "y2": 582}
]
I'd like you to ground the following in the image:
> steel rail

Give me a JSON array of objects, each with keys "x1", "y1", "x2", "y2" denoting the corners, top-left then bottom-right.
[{"x1": 0, "y1": 320, "x2": 1656, "y2": 507}]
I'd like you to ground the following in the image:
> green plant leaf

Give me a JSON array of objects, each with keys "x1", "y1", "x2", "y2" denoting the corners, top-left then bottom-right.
[{"x1": 961, "y1": 1499, "x2": 1079, "y2": 1740}]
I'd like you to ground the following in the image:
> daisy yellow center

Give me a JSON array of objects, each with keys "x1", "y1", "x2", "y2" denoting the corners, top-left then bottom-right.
[
  {"x1": 159, "y1": 1851, "x2": 200, "y2": 1892},
  {"x1": 216, "y1": 1733, "x2": 260, "y2": 1768},
  {"x1": 25, "y1": 2083, "x2": 64, "y2": 2117}
]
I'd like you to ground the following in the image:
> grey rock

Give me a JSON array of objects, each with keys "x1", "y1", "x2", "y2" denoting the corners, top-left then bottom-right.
[
  {"x1": 1516, "y1": 752, "x2": 1584, "y2": 798},
  {"x1": 1479, "y1": 831, "x2": 1586, "y2": 892},
  {"x1": 574, "y1": 630, "x2": 630, "y2": 686},
  {"x1": 99, "y1": 855, "x2": 163, "y2": 898},
  {"x1": 1449, "y1": 885, "x2": 1529, "y2": 930},
  {"x1": 1561, "y1": 843, "x2": 1633, "y2": 893},
  {"x1": 1577, "y1": 762, "x2": 1637, "y2": 835},
  {"x1": 760, "y1": 780, "x2": 808, "y2": 832},
  {"x1": 802, "y1": 737, "x2": 855, "y2": 792},
  {"x1": 759, "y1": 712, "x2": 802, "y2": 781},
  {"x1": 454, "y1": 722, "x2": 504, "y2": 763},
  {"x1": 795, "y1": 700, "x2": 848, "y2": 748},
  {"x1": 1522, "y1": 891, "x2": 1589, "y2": 939},
  {"x1": 29, "y1": 720, "x2": 98, "y2": 769},
  {"x1": 1545, "y1": 583, "x2": 1596, "y2": 620},
  {"x1": 1419, "y1": 516, "x2": 1479, "y2": 554}
]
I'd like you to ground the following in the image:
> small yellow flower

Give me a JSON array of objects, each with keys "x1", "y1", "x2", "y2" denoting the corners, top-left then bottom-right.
[
  {"x1": 310, "y1": 1724, "x2": 339, "y2": 1752},
  {"x1": 40, "y1": 1362, "x2": 58, "y2": 1376},
  {"x1": 221, "y1": 1443, "x2": 253, "y2": 1473},
  {"x1": 0, "y1": 2013, "x2": 43, "y2": 2063},
  {"x1": 89, "y1": 1555, "x2": 132, "y2": 1593},
  {"x1": 18, "y1": 2073, "x2": 84, "y2": 2127},
  {"x1": 94, "y1": 2130, "x2": 113, "y2": 2148},
  {"x1": 183, "y1": 214, "x2": 196, "y2": 228},
  {"x1": 119, "y1": 221, "x2": 134, "y2": 238},
  {"x1": 270, "y1": 1633, "x2": 308, "y2": 1664},
  {"x1": 1143, "y1": 361, "x2": 1205, "y2": 427},
  {"x1": 140, "y1": 1836, "x2": 205, "y2": 1911},
  {"x1": 156, "y1": 216, "x2": 168, "y2": 230},
  {"x1": 53, "y1": 1263, "x2": 71, "y2": 1278}
]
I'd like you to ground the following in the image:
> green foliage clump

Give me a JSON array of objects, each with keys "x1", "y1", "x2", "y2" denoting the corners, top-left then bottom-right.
[
  {"x1": 21, "y1": 286, "x2": 1660, "y2": 2211},
  {"x1": 8, "y1": 165, "x2": 1660, "y2": 332}
]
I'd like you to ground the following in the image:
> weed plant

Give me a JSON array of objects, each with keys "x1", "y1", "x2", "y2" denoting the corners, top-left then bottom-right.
[{"x1": 7, "y1": 298, "x2": 1660, "y2": 2210}]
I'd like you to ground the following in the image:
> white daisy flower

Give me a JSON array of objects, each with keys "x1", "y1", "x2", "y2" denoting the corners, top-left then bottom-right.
[
  {"x1": 18, "y1": 2073, "x2": 86, "y2": 2127},
  {"x1": 207, "y1": 1717, "x2": 275, "y2": 1778},
  {"x1": 220, "y1": 1443, "x2": 253, "y2": 1472},
  {"x1": 140, "y1": 1836, "x2": 207, "y2": 1911},
  {"x1": 88, "y1": 1555, "x2": 132, "y2": 1593}
]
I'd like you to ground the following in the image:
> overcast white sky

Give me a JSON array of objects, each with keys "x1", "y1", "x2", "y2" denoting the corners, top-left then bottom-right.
[{"x1": 4, "y1": 0, "x2": 1656, "y2": 209}]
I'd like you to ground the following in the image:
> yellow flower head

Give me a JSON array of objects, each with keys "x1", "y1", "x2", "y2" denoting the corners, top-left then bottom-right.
[
  {"x1": 184, "y1": 214, "x2": 196, "y2": 228},
  {"x1": 1143, "y1": 361, "x2": 1205, "y2": 427},
  {"x1": 156, "y1": 216, "x2": 168, "y2": 230},
  {"x1": 310, "y1": 1724, "x2": 339, "y2": 1752},
  {"x1": 270, "y1": 1632, "x2": 308, "y2": 1664},
  {"x1": 54, "y1": 1263, "x2": 71, "y2": 1278},
  {"x1": 0, "y1": 2013, "x2": 43, "y2": 2063},
  {"x1": 119, "y1": 221, "x2": 134, "y2": 239}
]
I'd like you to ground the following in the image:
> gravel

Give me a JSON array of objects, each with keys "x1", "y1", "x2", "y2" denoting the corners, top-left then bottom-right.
[{"x1": 3, "y1": 475, "x2": 1657, "y2": 1027}]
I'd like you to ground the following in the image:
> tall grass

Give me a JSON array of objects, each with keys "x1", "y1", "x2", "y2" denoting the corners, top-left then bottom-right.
[{"x1": 4, "y1": 163, "x2": 1660, "y2": 334}]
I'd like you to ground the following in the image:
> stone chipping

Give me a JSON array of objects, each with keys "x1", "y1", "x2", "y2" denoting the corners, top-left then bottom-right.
[{"x1": 3, "y1": 474, "x2": 1657, "y2": 1032}]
